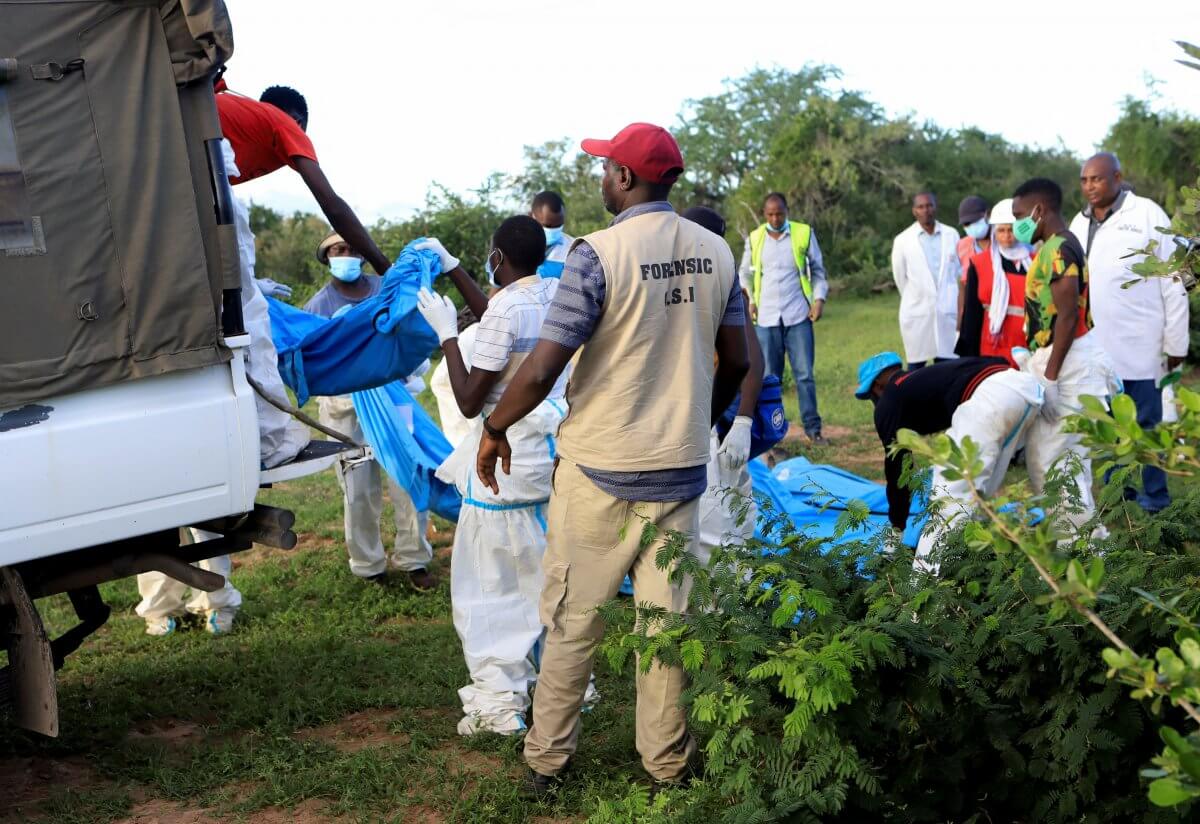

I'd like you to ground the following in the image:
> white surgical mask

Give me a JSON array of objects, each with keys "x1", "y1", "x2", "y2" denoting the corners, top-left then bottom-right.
[
  {"x1": 485, "y1": 248, "x2": 503, "y2": 288},
  {"x1": 329, "y1": 256, "x2": 362, "y2": 282}
]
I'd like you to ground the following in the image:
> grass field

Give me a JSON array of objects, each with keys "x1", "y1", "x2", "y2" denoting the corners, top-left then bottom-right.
[{"x1": 0, "y1": 293, "x2": 1186, "y2": 823}]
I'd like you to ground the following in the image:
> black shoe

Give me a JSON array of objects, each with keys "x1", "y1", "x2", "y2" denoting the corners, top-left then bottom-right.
[
  {"x1": 408, "y1": 568, "x2": 438, "y2": 591},
  {"x1": 524, "y1": 766, "x2": 566, "y2": 800},
  {"x1": 365, "y1": 572, "x2": 388, "y2": 585},
  {"x1": 808, "y1": 432, "x2": 829, "y2": 446}
]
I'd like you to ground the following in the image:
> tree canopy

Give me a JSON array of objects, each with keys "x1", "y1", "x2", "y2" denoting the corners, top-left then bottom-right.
[{"x1": 250, "y1": 65, "x2": 1195, "y2": 304}]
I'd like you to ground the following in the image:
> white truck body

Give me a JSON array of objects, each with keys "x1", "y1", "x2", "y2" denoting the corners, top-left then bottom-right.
[{"x1": 0, "y1": 337, "x2": 260, "y2": 567}]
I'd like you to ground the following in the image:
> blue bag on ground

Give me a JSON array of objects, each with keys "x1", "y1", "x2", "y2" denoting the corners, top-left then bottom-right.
[
  {"x1": 715, "y1": 375, "x2": 788, "y2": 459},
  {"x1": 749, "y1": 456, "x2": 925, "y2": 548},
  {"x1": 267, "y1": 241, "x2": 442, "y2": 405},
  {"x1": 351, "y1": 381, "x2": 461, "y2": 522}
]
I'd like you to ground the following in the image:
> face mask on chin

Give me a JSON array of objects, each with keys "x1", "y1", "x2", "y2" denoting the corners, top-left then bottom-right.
[{"x1": 329, "y1": 256, "x2": 363, "y2": 282}]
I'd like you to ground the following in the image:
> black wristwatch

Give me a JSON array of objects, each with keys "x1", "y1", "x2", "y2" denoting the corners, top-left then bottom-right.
[{"x1": 482, "y1": 415, "x2": 506, "y2": 439}]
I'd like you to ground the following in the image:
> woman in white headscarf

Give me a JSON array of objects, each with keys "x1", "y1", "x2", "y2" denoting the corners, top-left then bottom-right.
[{"x1": 955, "y1": 198, "x2": 1033, "y2": 367}]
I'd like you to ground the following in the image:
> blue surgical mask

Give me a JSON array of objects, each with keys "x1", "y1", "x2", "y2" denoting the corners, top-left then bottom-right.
[
  {"x1": 964, "y1": 218, "x2": 990, "y2": 240},
  {"x1": 770, "y1": 220, "x2": 788, "y2": 233},
  {"x1": 485, "y1": 249, "x2": 503, "y2": 288},
  {"x1": 329, "y1": 256, "x2": 362, "y2": 282},
  {"x1": 544, "y1": 226, "x2": 565, "y2": 246}
]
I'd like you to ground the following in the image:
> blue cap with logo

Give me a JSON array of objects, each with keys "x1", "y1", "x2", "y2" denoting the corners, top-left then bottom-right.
[{"x1": 855, "y1": 351, "x2": 904, "y2": 399}]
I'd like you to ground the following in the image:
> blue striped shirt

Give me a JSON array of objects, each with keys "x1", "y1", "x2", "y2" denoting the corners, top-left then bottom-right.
[{"x1": 540, "y1": 201, "x2": 744, "y2": 502}]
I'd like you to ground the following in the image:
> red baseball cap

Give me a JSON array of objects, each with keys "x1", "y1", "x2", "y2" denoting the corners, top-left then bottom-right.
[{"x1": 581, "y1": 123, "x2": 684, "y2": 184}]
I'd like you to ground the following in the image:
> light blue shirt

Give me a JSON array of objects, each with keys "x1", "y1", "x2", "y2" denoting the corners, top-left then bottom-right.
[
  {"x1": 537, "y1": 232, "x2": 574, "y2": 279},
  {"x1": 917, "y1": 224, "x2": 944, "y2": 278},
  {"x1": 737, "y1": 222, "x2": 829, "y2": 327}
]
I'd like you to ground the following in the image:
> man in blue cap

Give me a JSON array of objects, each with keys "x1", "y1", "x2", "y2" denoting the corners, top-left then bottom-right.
[{"x1": 856, "y1": 352, "x2": 1043, "y2": 572}]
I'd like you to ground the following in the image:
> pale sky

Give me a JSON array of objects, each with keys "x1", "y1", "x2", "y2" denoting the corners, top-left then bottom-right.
[{"x1": 228, "y1": 0, "x2": 1200, "y2": 222}]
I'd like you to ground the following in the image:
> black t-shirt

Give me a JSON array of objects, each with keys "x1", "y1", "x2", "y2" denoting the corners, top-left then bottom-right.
[{"x1": 874, "y1": 356, "x2": 1011, "y2": 529}]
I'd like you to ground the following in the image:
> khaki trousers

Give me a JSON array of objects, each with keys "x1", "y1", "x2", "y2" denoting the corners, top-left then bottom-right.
[
  {"x1": 318, "y1": 396, "x2": 433, "y2": 577},
  {"x1": 524, "y1": 460, "x2": 699, "y2": 781}
]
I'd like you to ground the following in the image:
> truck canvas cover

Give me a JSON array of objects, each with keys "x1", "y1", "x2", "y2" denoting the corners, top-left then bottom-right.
[{"x1": 0, "y1": 0, "x2": 237, "y2": 407}]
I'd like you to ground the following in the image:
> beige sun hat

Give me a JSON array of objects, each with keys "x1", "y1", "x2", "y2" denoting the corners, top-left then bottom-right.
[{"x1": 315, "y1": 232, "x2": 346, "y2": 265}]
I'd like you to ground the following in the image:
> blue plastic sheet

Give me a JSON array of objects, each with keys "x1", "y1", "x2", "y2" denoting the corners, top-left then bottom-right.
[
  {"x1": 537, "y1": 260, "x2": 565, "y2": 279},
  {"x1": 267, "y1": 242, "x2": 442, "y2": 406},
  {"x1": 351, "y1": 381, "x2": 461, "y2": 522},
  {"x1": 749, "y1": 457, "x2": 926, "y2": 548}
]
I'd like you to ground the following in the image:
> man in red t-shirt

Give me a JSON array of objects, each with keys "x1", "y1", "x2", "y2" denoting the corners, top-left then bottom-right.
[{"x1": 215, "y1": 82, "x2": 391, "y2": 275}]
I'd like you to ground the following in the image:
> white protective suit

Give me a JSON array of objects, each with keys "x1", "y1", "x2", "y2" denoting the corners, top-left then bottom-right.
[
  {"x1": 915, "y1": 370, "x2": 1044, "y2": 573},
  {"x1": 890, "y1": 222, "x2": 962, "y2": 364},
  {"x1": 319, "y1": 389, "x2": 433, "y2": 578},
  {"x1": 697, "y1": 430, "x2": 758, "y2": 568},
  {"x1": 135, "y1": 140, "x2": 308, "y2": 627},
  {"x1": 430, "y1": 324, "x2": 480, "y2": 448},
  {"x1": 224, "y1": 140, "x2": 310, "y2": 469},
  {"x1": 437, "y1": 398, "x2": 572, "y2": 734},
  {"x1": 134, "y1": 530, "x2": 242, "y2": 628},
  {"x1": 1021, "y1": 334, "x2": 1121, "y2": 535}
]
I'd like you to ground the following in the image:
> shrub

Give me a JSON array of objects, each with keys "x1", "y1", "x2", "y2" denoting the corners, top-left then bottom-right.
[{"x1": 595, "y1": 471, "x2": 1200, "y2": 822}]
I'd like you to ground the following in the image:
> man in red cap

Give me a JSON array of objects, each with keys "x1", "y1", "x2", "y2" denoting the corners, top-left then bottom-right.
[{"x1": 476, "y1": 123, "x2": 750, "y2": 794}]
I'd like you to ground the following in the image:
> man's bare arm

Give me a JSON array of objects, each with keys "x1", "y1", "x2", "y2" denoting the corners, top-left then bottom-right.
[
  {"x1": 735, "y1": 310, "x2": 764, "y2": 417},
  {"x1": 713, "y1": 324, "x2": 750, "y2": 425},
  {"x1": 1044, "y1": 276, "x2": 1080, "y2": 381},
  {"x1": 294, "y1": 157, "x2": 391, "y2": 276}
]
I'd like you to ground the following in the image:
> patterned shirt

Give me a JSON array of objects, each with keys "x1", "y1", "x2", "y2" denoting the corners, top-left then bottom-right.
[
  {"x1": 539, "y1": 200, "x2": 744, "y2": 502},
  {"x1": 1024, "y1": 233, "x2": 1092, "y2": 351},
  {"x1": 473, "y1": 275, "x2": 567, "y2": 404}
]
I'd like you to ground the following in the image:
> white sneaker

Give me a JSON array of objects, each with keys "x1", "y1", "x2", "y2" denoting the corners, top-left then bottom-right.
[
  {"x1": 144, "y1": 617, "x2": 176, "y2": 637},
  {"x1": 204, "y1": 609, "x2": 236, "y2": 635},
  {"x1": 456, "y1": 713, "x2": 527, "y2": 737}
]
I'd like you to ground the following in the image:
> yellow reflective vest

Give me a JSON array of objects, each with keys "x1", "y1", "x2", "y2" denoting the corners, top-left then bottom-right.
[{"x1": 749, "y1": 221, "x2": 813, "y2": 307}]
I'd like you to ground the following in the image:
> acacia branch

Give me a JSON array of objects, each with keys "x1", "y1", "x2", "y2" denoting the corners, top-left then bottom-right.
[{"x1": 961, "y1": 464, "x2": 1200, "y2": 727}]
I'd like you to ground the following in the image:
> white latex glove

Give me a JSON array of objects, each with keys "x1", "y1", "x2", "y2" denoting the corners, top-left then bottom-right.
[
  {"x1": 1040, "y1": 379, "x2": 1066, "y2": 421},
  {"x1": 255, "y1": 277, "x2": 292, "y2": 299},
  {"x1": 417, "y1": 287, "x2": 458, "y2": 344},
  {"x1": 717, "y1": 415, "x2": 753, "y2": 472},
  {"x1": 413, "y1": 238, "x2": 461, "y2": 274}
]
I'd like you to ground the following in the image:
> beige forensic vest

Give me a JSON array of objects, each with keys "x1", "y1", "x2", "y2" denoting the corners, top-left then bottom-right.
[{"x1": 556, "y1": 210, "x2": 736, "y2": 471}]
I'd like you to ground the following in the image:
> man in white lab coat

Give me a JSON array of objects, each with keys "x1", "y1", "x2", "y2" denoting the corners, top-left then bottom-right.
[
  {"x1": 1069, "y1": 152, "x2": 1190, "y2": 512},
  {"x1": 891, "y1": 192, "x2": 962, "y2": 369}
]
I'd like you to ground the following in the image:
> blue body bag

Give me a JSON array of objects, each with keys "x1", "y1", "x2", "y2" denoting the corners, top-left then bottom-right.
[
  {"x1": 267, "y1": 242, "x2": 442, "y2": 406},
  {"x1": 351, "y1": 381, "x2": 461, "y2": 522}
]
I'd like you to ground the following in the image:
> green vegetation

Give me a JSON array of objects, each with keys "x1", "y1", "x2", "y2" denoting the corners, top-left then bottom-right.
[
  {"x1": 6, "y1": 59, "x2": 1200, "y2": 823},
  {"x1": 254, "y1": 65, "x2": 1092, "y2": 307},
  {"x1": 0, "y1": 297, "x2": 890, "y2": 823}
]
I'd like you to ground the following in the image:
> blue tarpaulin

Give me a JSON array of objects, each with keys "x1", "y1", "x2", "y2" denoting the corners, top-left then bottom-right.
[
  {"x1": 267, "y1": 242, "x2": 442, "y2": 406},
  {"x1": 749, "y1": 456, "x2": 926, "y2": 548},
  {"x1": 351, "y1": 381, "x2": 461, "y2": 522},
  {"x1": 618, "y1": 456, "x2": 926, "y2": 595}
]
